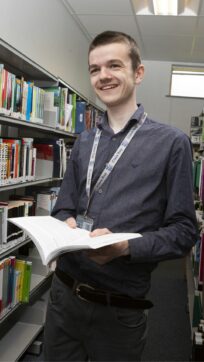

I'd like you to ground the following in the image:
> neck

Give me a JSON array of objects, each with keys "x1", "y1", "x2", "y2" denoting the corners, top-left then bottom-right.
[{"x1": 107, "y1": 102, "x2": 138, "y2": 133}]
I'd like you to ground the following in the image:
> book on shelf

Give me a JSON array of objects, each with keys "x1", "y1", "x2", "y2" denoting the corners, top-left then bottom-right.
[
  {"x1": 0, "y1": 64, "x2": 4, "y2": 109},
  {"x1": 21, "y1": 260, "x2": 32, "y2": 303},
  {"x1": 198, "y1": 233, "x2": 204, "y2": 288},
  {"x1": 0, "y1": 260, "x2": 3, "y2": 313},
  {"x1": 85, "y1": 106, "x2": 92, "y2": 130},
  {"x1": 75, "y1": 100, "x2": 86, "y2": 134},
  {"x1": 9, "y1": 194, "x2": 36, "y2": 216},
  {"x1": 33, "y1": 138, "x2": 66, "y2": 178},
  {"x1": 12, "y1": 269, "x2": 21, "y2": 306},
  {"x1": 0, "y1": 256, "x2": 32, "y2": 316},
  {"x1": 30, "y1": 85, "x2": 45, "y2": 124},
  {"x1": 1, "y1": 257, "x2": 10, "y2": 314},
  {"x1": 193, "y1": 290, "x2": 203, "y2": 328},
  {"x1": 0, "y1": 199, "x2": 34, "y2": 245},
  {"x1": 2, "y1": 138, "x2": 21, "y2": 180},
  {"x1": 69, "y1": 93, "x2": 77, "y2": 133},
  {"x1": 35, "y1": 189, "x2": 59, "y2": 216},
  {"x1": 0, "y1": 141, "x2": 8, "y2": 184},
  {"x1": 7, "y1": 200, "x2": 28, "y2": 244},
  {"x1": 8, "y1": 215, "x2": 142, "y2": 265},
  {"x1": 0, "y1": 203, "x2": 8, "y2": 245},
  {"x1": 43, "y1": 86, "x2": 61, "y2": 128},
  {"x1": 0, "y1": 137, "x2": 36, "y2": 185},
  {"x1": 15, "y1": 259, "x2": 27, "y2": 303},
  {"x1": 8, "y1": 256, "x2": 16, "y2": 306}
]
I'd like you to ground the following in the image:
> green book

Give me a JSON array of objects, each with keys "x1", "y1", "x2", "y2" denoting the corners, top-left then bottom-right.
[
  {"x1": 193, "y1": 290, "x2": 202, "y2": 327},
  {"x1": 71, "y1": 93, "x2": 77, "y2": 133},
  {"x1": 21, "y1": 261, "x2": 32, "y2": 303}
]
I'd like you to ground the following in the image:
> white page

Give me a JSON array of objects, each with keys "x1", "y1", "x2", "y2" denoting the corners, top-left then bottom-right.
[{"x1": 8, "y1": 216, "x2": 142, "y2": 265}]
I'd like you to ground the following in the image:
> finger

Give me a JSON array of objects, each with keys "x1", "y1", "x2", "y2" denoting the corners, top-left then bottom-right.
[
  {"x1": 90, "y1": 228, "x2": 111, "y2": 237},
  {"x1": 65, "y1": 217, "x2": 77, "y2": 228}
]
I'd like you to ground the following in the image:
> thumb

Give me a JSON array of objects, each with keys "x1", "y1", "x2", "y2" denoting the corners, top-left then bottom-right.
[{"x1": 65, "y1": 217, "x2": 77, "y2": 228}]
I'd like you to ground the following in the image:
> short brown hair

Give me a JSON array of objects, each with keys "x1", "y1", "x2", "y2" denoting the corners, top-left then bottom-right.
[{"x1": 88, "y1": 31, "x2": 141, "y2": 71}]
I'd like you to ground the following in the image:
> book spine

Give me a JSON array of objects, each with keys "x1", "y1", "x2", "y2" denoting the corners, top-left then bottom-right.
[
  {"x1": 15, "y1": 259, "x2": 26, "y2": 302},
  {"x1": 21, "y1": 261, "x2": 32, "y2": 303}
]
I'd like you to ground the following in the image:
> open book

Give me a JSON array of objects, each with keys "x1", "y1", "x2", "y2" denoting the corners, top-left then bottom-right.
[{"x1": 8, "y1": 216, "x2": 141, "y2": 265}]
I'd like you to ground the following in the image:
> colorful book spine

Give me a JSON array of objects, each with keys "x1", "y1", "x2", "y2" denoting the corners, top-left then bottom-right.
[
  {"x1": 7, "y1": 256, "x2": 16, "y2": 306},
  {"x1": 0, "y1": 260, "x2": 4, "y2": 315},
  {"x1": 1, "y1": 258, "x2": 11, "y2": 314},
  {"x1": 21, "y1": 261, "x2": 32, "y2": 303},
  {"x1": 15, "y1": 259, "x2": 26, "y2": 302},
  {"x1": 75, "y1": 100, "x2": 86, "y2": 134}
]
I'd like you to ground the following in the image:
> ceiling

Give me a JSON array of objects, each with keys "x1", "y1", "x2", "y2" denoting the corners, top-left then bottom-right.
[{"x1": 63, "y1": 0, "x2": 204, "y2": 64}]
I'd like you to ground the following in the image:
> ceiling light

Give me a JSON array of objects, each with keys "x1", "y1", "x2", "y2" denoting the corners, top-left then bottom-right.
[
  {"x1": 153, "y1": 0, "x2": 178, "y2": 15},
  {"x1": 132, "y1": 0, "x2": 200, "y2": 16}
]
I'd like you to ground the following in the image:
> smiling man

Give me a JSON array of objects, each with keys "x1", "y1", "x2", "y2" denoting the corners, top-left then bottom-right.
[{"x1": 44, "y1": 31, "x2": 197, "y2": 362}]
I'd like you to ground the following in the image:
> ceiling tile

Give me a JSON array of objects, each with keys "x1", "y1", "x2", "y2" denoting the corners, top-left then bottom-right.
[
  {"x1": 77, "y1": 14, "x2": 139, "y2": 38},
  {"x1": 65, "y1": 0, "x2": 133, "y2": 15},
  {"x1": 141, "y1": 35, "x2": 195, "y2": 62},
  {"x1": 136, "y1": 15, "x2": 197, "y2": 36},
  {"x1": 195, "y1": 17, "x2": 204, "y2": 35},
  {"x1": 192, "y1": 36, "x2": 204, "y2": 62}
]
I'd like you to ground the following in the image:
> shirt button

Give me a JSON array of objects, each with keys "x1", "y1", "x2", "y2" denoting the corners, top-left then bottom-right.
[
  {"x1": 98, "y1": 189, "x2": 103, "y2": 194},
  {"x1": 112, "y1": 137, "x2": 116, "y2": 141}
]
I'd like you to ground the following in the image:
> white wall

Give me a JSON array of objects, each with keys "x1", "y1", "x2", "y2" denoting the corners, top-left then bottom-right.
[
  {"x1": 138, "y1": 60, "x2": 204, "y2": 135},
  {"x1": 0, "y1": 0, "x2": 96, "y2": 103},
  {"x1": 0, "y1": 0, "x2": 203, "y2": 134}
]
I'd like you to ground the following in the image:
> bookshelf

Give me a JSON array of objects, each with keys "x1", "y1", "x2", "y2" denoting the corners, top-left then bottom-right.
[
  {"x1": 0, "y1": 38, "x2": 103, "y2": 361},
  {"x1": 188, "y1": 111, "x2": 204, "y2": 359}
]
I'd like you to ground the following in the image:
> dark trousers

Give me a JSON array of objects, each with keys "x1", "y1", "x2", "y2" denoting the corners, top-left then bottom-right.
[{"x1": 44, "y1": 273, "x2": 148, "y2": 361}]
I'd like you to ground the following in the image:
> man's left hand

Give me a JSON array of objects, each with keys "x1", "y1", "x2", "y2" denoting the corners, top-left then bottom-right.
[{"x1": 85, "y1": 228, "x2": 129, "y2": 265}]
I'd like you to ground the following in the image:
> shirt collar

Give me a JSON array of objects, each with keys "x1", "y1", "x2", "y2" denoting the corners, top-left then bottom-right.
[{"x1": 97, "y1": 104, "x2": 145, "y2": 133}]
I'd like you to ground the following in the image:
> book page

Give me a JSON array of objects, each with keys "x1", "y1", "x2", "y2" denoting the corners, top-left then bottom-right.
[{"x1": 8, "y1": 216, "x2": 142, "y2": 264}]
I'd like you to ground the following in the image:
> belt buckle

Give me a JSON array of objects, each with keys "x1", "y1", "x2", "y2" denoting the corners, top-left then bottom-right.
[{"x1": 75, "y1": 283, "x2": 94, "y2": 302}]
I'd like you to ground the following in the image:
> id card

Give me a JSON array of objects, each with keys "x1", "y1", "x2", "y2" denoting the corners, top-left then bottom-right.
[{"x1": 76, "y1": 214, "x2": 94, "y2": 231}]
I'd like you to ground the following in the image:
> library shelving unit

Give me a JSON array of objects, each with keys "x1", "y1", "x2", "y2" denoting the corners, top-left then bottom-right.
[
  {"x1": 187, "y1": 111, "x2": 204, "y2": 359},
  {"x1": 0, "y1": 38, "x2": 103, "y2": 361}
]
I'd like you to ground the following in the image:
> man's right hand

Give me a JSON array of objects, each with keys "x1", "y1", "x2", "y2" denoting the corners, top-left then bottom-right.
[{"x1": 65, "y1": 217, "x2": 77, "y2": 228}]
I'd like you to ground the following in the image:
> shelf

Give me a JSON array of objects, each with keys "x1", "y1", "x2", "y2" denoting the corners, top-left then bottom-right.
[
  {"x1": 0, "y1": 114, "x2": 77, "y2": 138},
  {"x1": 0, "y1": 177, "x2": 62, "y2": 192},
  {"x1": 0, "y1": 321, "x2": 43, "y2": 362},
  {"x1": 0, "y1": 237, "x2": 31, "y2": 258},
  {"x1": 30, "y1": 273, "x2": 51, "y2": 294},
  {"x1": 0, "y1": 288, "x2": 50, "y2": 361},
  {"x1": 0, "y1": 273, "x2": 52, "y2": 325}
]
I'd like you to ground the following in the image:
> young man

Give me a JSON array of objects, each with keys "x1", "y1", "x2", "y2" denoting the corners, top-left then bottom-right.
[{"x1": 44, "y1": 31, "x2": 197, "y2": 361}]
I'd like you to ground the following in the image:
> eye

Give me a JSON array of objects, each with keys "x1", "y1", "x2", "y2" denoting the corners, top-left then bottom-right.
[
  {"x1": 110, "y1": 63, "x2": 121, "y2": 69},
  {"x1": 89, "y1": 68, "x2": 99, "y2": 75}
]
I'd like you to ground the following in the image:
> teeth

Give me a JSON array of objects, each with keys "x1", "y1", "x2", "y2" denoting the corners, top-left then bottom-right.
[{"x1": 101, "y1": 85, "x2": 117, "y2": 90}]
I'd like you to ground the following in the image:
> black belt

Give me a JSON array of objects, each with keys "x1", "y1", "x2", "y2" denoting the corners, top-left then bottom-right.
[{"x1": 55, "y1": 268, "x2": 153, "y2": 310}]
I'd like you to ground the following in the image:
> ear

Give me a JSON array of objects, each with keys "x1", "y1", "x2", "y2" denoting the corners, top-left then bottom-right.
[{"x1": 135, "y1": 64, "x2": 145, "y2": 85}]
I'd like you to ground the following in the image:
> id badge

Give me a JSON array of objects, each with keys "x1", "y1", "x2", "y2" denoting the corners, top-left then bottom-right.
[{"x1": 76, "y1": 214, "x2": 94, "y2": 231}]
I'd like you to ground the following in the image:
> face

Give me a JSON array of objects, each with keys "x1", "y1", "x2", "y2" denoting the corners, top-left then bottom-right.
[{"x1": 89, "y1": 42, "x2": 143, "y2": 109}]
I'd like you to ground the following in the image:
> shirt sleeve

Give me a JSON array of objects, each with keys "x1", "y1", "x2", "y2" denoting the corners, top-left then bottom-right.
[
  {"x1": 51, "y1": 136, "x2": 80, "y2": 221},
  {"x1": 129, "y1": 133, "x2": 198, "y2": 263}
]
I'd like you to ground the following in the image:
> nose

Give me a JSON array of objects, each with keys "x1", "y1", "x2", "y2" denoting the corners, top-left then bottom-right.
[{"x1": 99, "y1": 66, "x2": 112, "y2": 80}]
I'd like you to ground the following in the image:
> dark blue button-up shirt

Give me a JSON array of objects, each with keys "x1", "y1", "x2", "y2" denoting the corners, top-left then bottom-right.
[{"x1": 52, "y1": 104, "x2": 197, "y2": 298}]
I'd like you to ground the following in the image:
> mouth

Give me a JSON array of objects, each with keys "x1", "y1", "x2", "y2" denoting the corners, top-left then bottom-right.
[{"x1": 99, "y1": 84, "x2": 118, "y2": 91}]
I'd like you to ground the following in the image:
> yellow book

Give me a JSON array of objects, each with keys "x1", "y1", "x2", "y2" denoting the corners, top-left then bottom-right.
[{"x1": 15, "y1": 259, "x2": 26, "y2": 302}]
